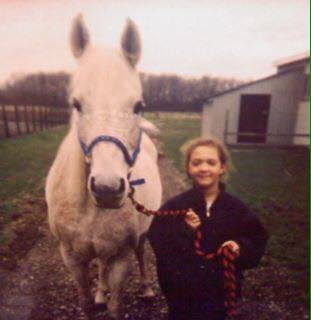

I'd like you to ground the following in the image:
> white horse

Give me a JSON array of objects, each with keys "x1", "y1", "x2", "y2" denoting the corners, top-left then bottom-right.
[{"x1": 45, "y1": 14, "x2": 162, "y2": 319}]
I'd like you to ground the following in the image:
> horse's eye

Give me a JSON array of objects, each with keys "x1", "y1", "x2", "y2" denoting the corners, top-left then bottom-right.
[
  {"x1": 72, "y1": 98, "x2": 82, "y2": 112},
  {"x1": 133, "y1": 101, "x2": 145, "y2": 114}
]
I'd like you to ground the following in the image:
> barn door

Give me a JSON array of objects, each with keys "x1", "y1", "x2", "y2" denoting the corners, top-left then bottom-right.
[{"x1": 238, "y1": 94, "x2": 270, "y2": 143}]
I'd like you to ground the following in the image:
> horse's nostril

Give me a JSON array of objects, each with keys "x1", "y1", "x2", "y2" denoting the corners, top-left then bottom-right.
[
  {"x1": 91, "y1": 176, "x2": 108, "y2": 195},
  {"x1": 119, "y1": 178, "x2": 125, "y2": 193},
  {"x1": 90, "y1": 176, "x2": 96, "y2": 193}
]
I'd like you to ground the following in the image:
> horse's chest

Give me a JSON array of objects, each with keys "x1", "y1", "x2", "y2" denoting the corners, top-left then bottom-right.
[{"x1": 69, "y1": 212, "x2": 137, "y2": 258}]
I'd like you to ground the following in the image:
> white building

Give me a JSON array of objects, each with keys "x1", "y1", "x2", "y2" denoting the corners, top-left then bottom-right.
[{"x1": 202, "y1": 52, "x2": 309, "y2": 146}]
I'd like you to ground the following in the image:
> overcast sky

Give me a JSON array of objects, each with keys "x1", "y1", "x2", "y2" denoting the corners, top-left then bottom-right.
[{"x1": 0, "y1": 0, "x2": 309, "y2": 85}]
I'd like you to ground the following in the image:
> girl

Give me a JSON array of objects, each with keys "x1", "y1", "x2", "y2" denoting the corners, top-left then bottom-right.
[{"x1": 148, "y1": 137, "x2": 268, "y2": 320}]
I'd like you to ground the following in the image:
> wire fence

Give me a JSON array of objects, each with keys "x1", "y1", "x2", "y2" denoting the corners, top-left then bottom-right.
[{"x1": 0, "y1": 105, "x2": 70, "y2": 139}]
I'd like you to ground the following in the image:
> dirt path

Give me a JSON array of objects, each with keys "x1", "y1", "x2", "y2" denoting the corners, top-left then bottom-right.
[{"x1": 0, "y1": 155, "x2": 307, "y2": 320}]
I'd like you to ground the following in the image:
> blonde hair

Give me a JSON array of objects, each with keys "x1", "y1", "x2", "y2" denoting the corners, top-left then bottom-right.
[{"x1": 181, "y1": 137, "x2": 231, "y2": 181}]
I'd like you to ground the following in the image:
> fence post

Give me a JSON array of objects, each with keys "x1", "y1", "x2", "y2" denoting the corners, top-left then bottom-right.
[
  {"x1": 49, "y1": 107, "x2": 52, "y2": 127},
  {"x1": 39, "y1": 106, "x2": 43, "y2": 131},
  {"x1": 14, "y1": 105, "x2": 21, "y2": 135},
  {"x1": 44, "y1": 107, "x2": 47, "y2": 128},
  {"x1": 24, "y1": 105, "x2": 30, "y2": 134},
  {"x1": 32, "y1": 106, "x2": 37, "y2": 132},
  {"x1": 46, "y1": 107, "x2": 49, "y2": 128},
  {"x1": 1, "y1": 104, "x2": 10, "y2": 138},
  {"x1": 51, "y1": 108, "x2": 54, "y2": 127},
  {"x1": 42, "y1": 107, "x2": 45, "y2": 129}
]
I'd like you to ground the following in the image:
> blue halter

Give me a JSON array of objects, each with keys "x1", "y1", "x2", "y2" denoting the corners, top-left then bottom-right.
[
  {"x1": 79, "y1": 130, "x2": 142, "y2": 167},
  {"x1": 79, "y1": 130, "x2": 145, "y2": 186}
]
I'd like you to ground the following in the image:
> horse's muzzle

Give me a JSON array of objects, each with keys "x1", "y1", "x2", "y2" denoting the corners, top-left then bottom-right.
[{"x1": 90, "y1": 176, "x2": 126, "y2": 208}]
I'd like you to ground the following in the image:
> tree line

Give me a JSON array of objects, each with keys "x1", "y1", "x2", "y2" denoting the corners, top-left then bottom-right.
[{"x1": 0, "y1": 72, "x2": 243, "y2": 112}]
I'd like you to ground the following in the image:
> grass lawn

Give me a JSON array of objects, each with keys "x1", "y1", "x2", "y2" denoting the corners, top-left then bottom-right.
[
  {"x1": 228, "y1": 147, "x2": 309, "y2": 304},
  {"x1": 0, "y1": 126, "x2": 67, "y2": 230}
]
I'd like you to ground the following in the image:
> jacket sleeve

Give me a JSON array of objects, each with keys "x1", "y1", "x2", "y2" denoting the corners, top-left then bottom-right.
[
  {"x1": 147, "y1": 199, "x2": 194, "y2": 263},
  {"x1": 147, "y1": 200, "x2": 175, "y2": 261},
  {"x1": 232, "y1": 210, "x2": 269, "y2": 270}
]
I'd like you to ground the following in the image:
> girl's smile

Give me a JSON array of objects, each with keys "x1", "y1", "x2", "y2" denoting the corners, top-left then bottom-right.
[{"x1": 187, "y1": 145, "x2": 226, "y2": 190}]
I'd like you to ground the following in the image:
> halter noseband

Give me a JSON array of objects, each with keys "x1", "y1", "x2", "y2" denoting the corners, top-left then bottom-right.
[
  {"x1": 78, "y1": 130, "x2": 145, "y2": 187},
  {"x1": 79, "y1": 129, "x2": 142, "y2": 167}
]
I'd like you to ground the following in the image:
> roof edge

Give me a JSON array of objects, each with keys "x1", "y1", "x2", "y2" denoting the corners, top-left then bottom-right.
[
  {"x1": 205, "y1": 68, "x2": 303, "y2": 102},
  {"x1": 273, "y1": 51, "x2": 310, "y2": 67}
]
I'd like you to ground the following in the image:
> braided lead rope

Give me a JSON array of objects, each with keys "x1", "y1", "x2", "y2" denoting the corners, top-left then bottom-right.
[
  {"x1": 128, "y1": 188, "x2": 188, "y2": 217},
  {"x1": 194, "y1": 229, "x2": 217, "y2": 260},
  {"x1": 128, "y1": 188, "x2": 239, "y2": 319},
  {"x1": 222, "y1": 248, "x2": 239, "y2": 319},
  {"x1": 194, "y1": 228, "x2": 239, "y2": 318}
]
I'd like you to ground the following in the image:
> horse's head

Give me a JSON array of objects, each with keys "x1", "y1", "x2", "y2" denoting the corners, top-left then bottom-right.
[{"x1": 69, "y1": 14, "x2": 146, "y2": 209}]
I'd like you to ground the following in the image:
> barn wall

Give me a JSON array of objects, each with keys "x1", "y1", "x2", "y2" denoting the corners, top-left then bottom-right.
[
  {"x1": 201, "y1": 103, "x2": 213, "y2": 137},
  {"x1": 293, "y1": 101, "x2": 310, "y2": 145},
  {"x1": 202, "y1": 70, "x2": 305, "y2": 145}
]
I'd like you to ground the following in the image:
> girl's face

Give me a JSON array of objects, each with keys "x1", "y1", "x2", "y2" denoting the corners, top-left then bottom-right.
[{"x1": 187, "y1": 145, "x2": 226, "y2": 190}]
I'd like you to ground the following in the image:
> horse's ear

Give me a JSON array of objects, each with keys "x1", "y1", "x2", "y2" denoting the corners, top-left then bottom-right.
[
  {"x1": 70, "y1": 14, "x2": 90, "y2": 58},
  {"x1": 121, "y1": 19, "x2": 141, "y2": 67}
]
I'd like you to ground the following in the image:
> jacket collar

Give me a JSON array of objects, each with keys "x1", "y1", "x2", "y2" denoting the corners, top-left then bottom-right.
[
  {"x1": 190, "y1": 182, "x2": 226, "y2": 198},
  {"x1": 185, "y1": 183, "x2": 226, "y2": 218}
]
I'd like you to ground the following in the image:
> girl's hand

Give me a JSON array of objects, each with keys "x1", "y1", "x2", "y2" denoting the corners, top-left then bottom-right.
[
  {"x1": 184, "y1": 209, "x2": 201, "y2": 230},
  {"x1": 218, "y1": 240, "x2": 240, "y2": 256}
]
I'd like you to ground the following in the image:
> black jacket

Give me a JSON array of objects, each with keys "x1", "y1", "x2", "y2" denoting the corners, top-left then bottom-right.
[{"x1": 148, "y1": 184, "x2": 268, "y2": 319}]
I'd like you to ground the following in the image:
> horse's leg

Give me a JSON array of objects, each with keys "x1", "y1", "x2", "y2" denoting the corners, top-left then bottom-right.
[
  {"x1": 59, "y1": 243, "x2": 94, "y2": 317},
  {"x1": 95, "y1": 259, "x2": 109, "y2": 305},
  {"x1": 135, "y1": 233, "x2": 155, "y2": 298},
  {"x1": 106, "y1": 255, "x2": 130, "y2": 319}
]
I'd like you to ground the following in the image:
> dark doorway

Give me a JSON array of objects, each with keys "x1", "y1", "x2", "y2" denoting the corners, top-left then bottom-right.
[{"x1": 238, "y1": 94, "x2": 271, "y2": 143}]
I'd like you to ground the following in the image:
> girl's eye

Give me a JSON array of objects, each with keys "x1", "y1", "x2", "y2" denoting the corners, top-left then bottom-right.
[
  {"x1": 133, "y1": 101, "x2": 145, "y2": 114},
  {"x1": 191, "y1": 159, "x2": 218, "y2": 166},
  {"x1": 72, "y1": 98, "x2": 82, "y2": 112},
  {"x1": 207, "y1": 160, "x2": 217, "y2": 166}
]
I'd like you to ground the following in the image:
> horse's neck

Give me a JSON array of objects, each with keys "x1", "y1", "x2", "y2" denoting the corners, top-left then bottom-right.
[{"x1": 64, "y1": 125, "x2": 88, "y2": 207}]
